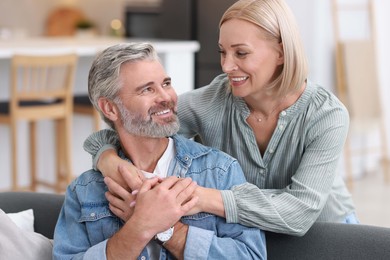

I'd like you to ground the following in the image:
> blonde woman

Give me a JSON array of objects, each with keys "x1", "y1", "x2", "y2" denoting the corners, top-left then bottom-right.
[{"x1": 85, "y1": 0, "x2": 357, "y2": 237}]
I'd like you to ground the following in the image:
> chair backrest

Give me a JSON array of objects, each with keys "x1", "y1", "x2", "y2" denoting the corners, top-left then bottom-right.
[{"x1": 10, "y1": 53, "x2": 78, "y2": 120}]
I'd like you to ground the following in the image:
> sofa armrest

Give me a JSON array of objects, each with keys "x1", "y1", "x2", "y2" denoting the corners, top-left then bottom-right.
[
  {"x1": 266, "y1": 222, "x2": 390, "y2": 259},
  {"x1": 0, "y1": 192, "x2": 64, "y2": 239}
]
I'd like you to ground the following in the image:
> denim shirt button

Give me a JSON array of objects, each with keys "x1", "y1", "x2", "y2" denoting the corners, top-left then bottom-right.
[
  {"x1": 141, "y1": 256, "x2": 146, "y2": 260},
  {"x1": 184, "y1": 156, "x2": 189, "y2": 161},
  {"x1": 90, "y1": 212, "x2": 96, "y2": 217}
]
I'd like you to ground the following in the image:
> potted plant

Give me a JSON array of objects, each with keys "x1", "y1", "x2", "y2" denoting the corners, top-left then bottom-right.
[{"x1": 75, "y1": 19, "x2": 96, "y2": 37}]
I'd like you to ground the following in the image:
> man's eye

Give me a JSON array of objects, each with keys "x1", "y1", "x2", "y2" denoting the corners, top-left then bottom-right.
[
  {"x1": 162, "y1": 81, "x2": 171, "y2": 88},
  {"x1": 141, "y1": 87, "x2": 152, "y2": 94}
]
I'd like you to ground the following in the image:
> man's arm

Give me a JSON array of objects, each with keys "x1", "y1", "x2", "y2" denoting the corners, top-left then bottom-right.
[
  {"x1": 54, "y1": 177, "x2": 198, "y2": 259},
  {"x1": 163, "y1": 221, "x2": 189, "y2": 260},
  {"x1": 107, "y1": 176, "x2": 198, "y2": 259}
]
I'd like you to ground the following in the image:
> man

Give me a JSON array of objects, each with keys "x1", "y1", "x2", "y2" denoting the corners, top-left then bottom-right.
[{"x1": 53, "y1": 42, "x2": 266, "y2": 259}]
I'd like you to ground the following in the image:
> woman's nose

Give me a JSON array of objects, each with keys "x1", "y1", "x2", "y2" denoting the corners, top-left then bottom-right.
[{"x1": 221, "y1": 55, "x2": 238, "y2": 73}]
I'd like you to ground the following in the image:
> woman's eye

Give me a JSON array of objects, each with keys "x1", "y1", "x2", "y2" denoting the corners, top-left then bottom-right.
[
  {"x1": 218, "y1": 49, "x2": 226, "y2": 56},
  {"x1": 236, "y1": 51, "x2": 248, "y2": 57}
]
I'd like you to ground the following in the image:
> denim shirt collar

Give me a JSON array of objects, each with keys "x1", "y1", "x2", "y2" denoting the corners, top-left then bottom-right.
[{"x1": 118, "y1": 134, "x2": 212, "y2": 170}]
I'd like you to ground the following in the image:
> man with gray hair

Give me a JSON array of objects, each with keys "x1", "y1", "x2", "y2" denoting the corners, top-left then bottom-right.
[{"x1": 53, "y1": 42, "x2": 266, "y2": 259}]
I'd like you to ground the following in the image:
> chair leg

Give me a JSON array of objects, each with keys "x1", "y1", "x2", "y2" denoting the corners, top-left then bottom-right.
[
  {"x1": 64, "y1": 116, "x2": 73, "y2": 186},
  {"x1": 10, "y1": 120, "x2": 18, "y2": 190},
  {"x1": 93, "y1": 109, "x2": 100, "y2": 131},
  {"x1": 344, "y1": 136, "x2": 354, "y2": 191},
  {"x1": 379, "y1": 119, "x2": 390, "y2": 182},
  {"x1": 55, "y1": 119, "x2": 64, "y2": 192},
  {"x1": 55, "y1": 117, "x2": 73, "y2": 193},
  {"x1": 29, "y1": 121, "x2": 37, "y2": 191}
]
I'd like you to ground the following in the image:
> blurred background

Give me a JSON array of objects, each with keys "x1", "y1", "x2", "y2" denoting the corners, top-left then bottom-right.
[{"x1": 0, "y1": 0, "x2": 389, "y2": 227}]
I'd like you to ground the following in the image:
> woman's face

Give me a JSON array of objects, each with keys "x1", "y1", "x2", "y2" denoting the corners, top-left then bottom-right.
[{"x1": 219, "y1": 18, "x2": 284, "y2": 98}]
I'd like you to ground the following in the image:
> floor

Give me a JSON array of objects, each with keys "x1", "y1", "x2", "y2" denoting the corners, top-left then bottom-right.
[{"x1": 349, "y1": 170, "x2": 390, "y2": 228}]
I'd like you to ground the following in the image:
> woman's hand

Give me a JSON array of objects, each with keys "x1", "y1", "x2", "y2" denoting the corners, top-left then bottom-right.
[
  {"x1": 98, "y1": 149, "x2": 145, "y2": 191},
  {"x1": 104, "y1": 164, "x2": 145, "y2": 221},
  {"x1": 184, "y1": 186, "x2": 226, "y2": 218}
]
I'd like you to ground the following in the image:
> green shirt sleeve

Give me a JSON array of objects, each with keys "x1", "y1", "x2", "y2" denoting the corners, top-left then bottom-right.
[{"x1": 83, "y1": 129, "x2": 120, "y2": 170}]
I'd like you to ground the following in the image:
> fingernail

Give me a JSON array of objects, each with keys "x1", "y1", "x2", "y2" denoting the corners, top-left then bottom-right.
[
  {"x1": 130, "y1": 201, "x2": 136, "y2": 207},
  {"x1": 132, "y1": 190, "x2": 139, "y2": 195}
]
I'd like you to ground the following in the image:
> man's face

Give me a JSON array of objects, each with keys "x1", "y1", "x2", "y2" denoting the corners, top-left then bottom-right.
[{"x1": 116, "y1": 59, "x2": 179, "y2": 138}]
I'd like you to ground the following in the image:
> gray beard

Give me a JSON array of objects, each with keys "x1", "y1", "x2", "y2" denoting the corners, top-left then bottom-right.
[{"x1": 117, "y1": 102, "x2": 179, "y2": 138}]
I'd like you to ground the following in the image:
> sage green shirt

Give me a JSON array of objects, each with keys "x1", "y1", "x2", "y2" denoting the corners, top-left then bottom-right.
[{"x1": 84, "y1": 74, "x2": 355, "y2": 236}]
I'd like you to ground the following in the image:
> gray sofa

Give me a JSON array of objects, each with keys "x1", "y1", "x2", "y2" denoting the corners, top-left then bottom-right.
[{"x1": 1, "y1": 191, "x2": 390, "y2": 259}]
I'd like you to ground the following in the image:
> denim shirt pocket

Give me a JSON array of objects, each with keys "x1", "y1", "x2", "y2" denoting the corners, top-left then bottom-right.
[
  {"x1": 181, "y1": 212, "x2": 217, "y2": 232},
  {"x1": 79, "y1": 202, "x2": 121, "y2": 246}
]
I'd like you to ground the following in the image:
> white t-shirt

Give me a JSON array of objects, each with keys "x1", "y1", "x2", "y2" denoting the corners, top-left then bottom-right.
[{"x1": 142, "y1": 137, "x2": 175, "y2": 259}]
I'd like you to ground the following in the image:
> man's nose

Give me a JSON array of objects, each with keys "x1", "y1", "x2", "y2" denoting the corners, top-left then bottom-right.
[{"x1": 155, "y1": 86, "x2": 172, "y2": 102}]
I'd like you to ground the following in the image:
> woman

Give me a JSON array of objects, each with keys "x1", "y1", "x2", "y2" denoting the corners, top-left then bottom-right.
[{"x1": 84, "y1": 0, "x2": 357, "y2": 236}]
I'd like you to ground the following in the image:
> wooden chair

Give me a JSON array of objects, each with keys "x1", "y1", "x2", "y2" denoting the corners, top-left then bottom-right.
[
  {"x1": 0, "y1": 53, "x2": 77, "y2": 192},
  {"x1": 73, "y1": 95, "x2": 101, "y2": 131}
]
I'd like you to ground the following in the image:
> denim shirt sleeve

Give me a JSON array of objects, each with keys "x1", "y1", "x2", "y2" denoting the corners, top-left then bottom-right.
[
  {"x1": 181, "y1": 157, "x2": 267, "y2": 259},
  {"x1": 53, "y1": 183, "x2": 109, "y2": 260},
  {"x1": 185, "y1": 223, "x2": 266, "y2": 259}
]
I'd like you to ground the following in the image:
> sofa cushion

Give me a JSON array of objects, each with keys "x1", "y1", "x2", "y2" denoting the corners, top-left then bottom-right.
[
  {"x1": 0, "y1": 209, "x2": 52, "y2": 260},
  {"x1": 0, "y1": 191, "x2": 64, "y2": 239},
  {"x1": 7, "y1": 208, "x2": 34, "y2": 232},
  {"x1": 266, "y1": 222, "x2": 390, "y2": 260}
]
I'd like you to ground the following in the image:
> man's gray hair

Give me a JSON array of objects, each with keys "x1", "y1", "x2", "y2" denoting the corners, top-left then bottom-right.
[{"x1": 88, "y1": 42, "x2": 159, "y2": 128}]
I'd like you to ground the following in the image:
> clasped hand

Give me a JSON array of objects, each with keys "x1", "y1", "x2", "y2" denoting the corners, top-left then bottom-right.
[{"x1": 104, "y1": 164, "x2": 199, "y2": 227}]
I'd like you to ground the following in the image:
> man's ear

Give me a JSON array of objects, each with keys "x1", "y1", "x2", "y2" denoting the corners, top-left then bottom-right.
[{"x1": 98, "y1": 97, "x2": 119, "y2": 122}]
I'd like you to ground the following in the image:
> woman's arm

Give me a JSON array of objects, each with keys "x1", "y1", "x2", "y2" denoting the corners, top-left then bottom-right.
[
  {"x1": 84, "y1": 129, "x2": 142, "y2": 190},
  {"x1": 221, "y1": 104, "x2": 351, "y2": 236},
  {"x1": 105, "y1": 166, "x2": 226, "y2": 221},
  {"x1": 84, "y1": 129, "x2": 227, "y2": 217}
]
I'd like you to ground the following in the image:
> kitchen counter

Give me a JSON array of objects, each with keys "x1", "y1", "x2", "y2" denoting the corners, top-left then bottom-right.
[
  {"x1": 0, "y1": 36, "x2": 200, "y2": 96},
  {"x1": 0, "y1": 36, "x2": 199, "y2": 58}
]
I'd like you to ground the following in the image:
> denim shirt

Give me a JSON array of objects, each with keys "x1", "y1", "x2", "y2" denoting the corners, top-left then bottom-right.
[{"x1": 53, "y1": 134, "x2": 266, "y2": 260}]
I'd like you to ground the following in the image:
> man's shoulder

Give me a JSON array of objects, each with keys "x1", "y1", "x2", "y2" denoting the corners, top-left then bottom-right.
[
  {"x1": 72, "y1": 169, "x2": 105, "y2": 187},
  {"x1": 172, "y1": 135, "x2": 238, "y2": 165}
]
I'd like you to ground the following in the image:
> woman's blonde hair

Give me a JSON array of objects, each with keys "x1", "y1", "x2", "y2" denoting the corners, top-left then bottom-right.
[{"x1": 220, "y1": 0, "x2": 308, "y2": 96}]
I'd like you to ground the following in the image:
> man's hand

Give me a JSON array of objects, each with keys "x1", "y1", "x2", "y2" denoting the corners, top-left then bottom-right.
[
  {"x1": 106, "y1": 177, "x2": 198, "y2": 259},
  {"x1": 132, "y1": 176, "x2": 198, "y2": 233}
]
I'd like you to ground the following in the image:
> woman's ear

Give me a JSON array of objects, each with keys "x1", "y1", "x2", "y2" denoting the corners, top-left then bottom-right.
[
  {"x1": 98, "y1": 97, "x2": 119, "y2": 122},
  {"x1": 276, "y1": 42, "x2": 284, "y2": 65}
]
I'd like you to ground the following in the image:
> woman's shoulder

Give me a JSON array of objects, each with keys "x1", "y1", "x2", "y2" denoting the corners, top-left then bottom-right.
[
  {"x1": 307, "y1": 81, "x2": 345, "y2": 106},
  {"x1": 302, "y1": 80, "x2": 349, "y2": 126}
]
